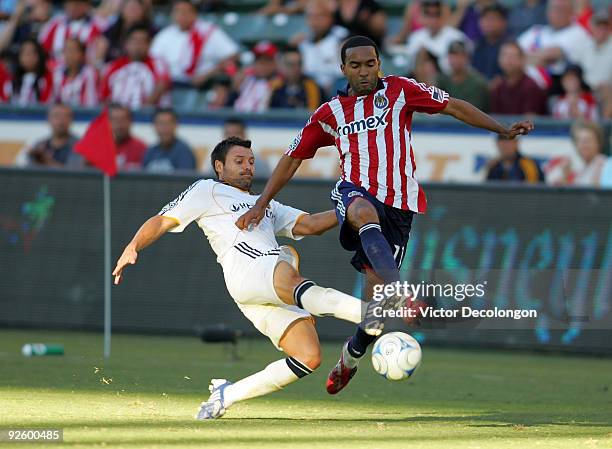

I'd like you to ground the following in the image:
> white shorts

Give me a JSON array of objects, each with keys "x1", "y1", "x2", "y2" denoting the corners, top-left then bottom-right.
[{"x1": 224, "y1": 246, "x2": 312, "y2": 350}]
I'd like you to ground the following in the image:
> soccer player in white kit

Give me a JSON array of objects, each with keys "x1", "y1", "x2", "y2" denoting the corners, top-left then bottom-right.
[{"x1": 113, "y1": 137, "x2": 370, "y2": 420}]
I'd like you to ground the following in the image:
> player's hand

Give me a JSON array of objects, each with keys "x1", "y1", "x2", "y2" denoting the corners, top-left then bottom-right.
[
  {"x1": 504, "y1": 121, "x2": 534, "y2": 139},
  {"x1": 236, "y1": 204, "x2": 266, "y2": 231},
  {"x1": 112, "y1": 245, "x2": 138, "y2": 285}
]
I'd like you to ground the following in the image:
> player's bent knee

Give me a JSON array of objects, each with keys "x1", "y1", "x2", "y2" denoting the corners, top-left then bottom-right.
[
  {"x1": 297, "y1": 346, "x2": 321, "y2": 371},
  {"x1": 347, "y1": 199, "x2": 379, "y2": 228}
]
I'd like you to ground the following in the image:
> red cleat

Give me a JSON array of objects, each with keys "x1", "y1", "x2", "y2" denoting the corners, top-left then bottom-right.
[{"x1": 326, "y1": 340, "x2": 358, "y2": 395}]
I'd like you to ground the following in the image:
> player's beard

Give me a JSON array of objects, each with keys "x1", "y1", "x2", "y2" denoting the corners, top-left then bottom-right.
[{"x1": 235, "y1": 174, "x2": 253, "y2": 192}]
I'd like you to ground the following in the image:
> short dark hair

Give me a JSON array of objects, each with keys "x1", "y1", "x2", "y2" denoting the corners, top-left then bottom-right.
[
  {"x1": 210, "y1": 137, "x2": 252, "y2": 178},
  {"x1": 501, "y1": 40, "x2": 524, "y2": 56},
  {"x1": 172, "y1": 0, "x2": 198, "y2": 10},
  {"x1": 126, "y1": 23, "x2": 151, "y2": 40},
  {"x1": 224, "y1": 117, "x2": 245, "y2": 128},
  {"x1": 153, "y1": 107, "x2": 177, "y2": 121},
  {"x1": 482, "y1": 3, "x2": 508, "y2": 19},
  {"x1": 108, "y1": 102, "x2": 132, "y2": 120},
  {"x1": 340, "y1": 35, "x2": 379, "y2": 64}
]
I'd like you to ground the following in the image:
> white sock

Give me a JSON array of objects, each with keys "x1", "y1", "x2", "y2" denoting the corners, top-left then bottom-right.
[
  {"x1": 223, "y1": 357, "x2": 311, "y2": 406},
  {"x1": 296, "y1": 283, "x2": 363, "y2": 324},
  {"x1": 342, "y1": 341, "x2": 360, "y2": 369}
]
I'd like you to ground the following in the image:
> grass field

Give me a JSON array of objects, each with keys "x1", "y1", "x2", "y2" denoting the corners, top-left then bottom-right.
[{"x1": 0, "y1": 329, "x2": 611, "y2": 449}]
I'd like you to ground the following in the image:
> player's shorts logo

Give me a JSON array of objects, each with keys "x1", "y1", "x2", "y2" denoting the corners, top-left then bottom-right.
[
  {"x1": 348, "y1": 191, "x2": 364, "y2": 198},
  {"x1": 374, "y1": 93, "x2": 388, "y2": 109}
]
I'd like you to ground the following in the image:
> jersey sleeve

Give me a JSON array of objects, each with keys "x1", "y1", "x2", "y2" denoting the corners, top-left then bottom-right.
[
  {"x1": 271, "y1": 200, "x2": 308, "y2": 241},
  {"x1": 284, "y1": 105, "x2": 335, "y2": 160},
  {"x1": 158, "y1": 179, "x2": 211, "y2": 232},
  {"x1": 398, "y1": 76, "x2": 449, "y2": 114}
]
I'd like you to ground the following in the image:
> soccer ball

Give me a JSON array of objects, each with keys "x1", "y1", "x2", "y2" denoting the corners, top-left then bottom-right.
[{"x1": 371, "y1": 332, "x2": 422, "y2": 381}]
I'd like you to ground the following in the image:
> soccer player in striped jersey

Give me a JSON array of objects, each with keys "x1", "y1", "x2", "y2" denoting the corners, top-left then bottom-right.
[
  {"x1": 236, "y1": 35, "x2": 534, "y2": 394},
  {"x1": 113, "y1": 137, "x2": 375, "y2": 420}
]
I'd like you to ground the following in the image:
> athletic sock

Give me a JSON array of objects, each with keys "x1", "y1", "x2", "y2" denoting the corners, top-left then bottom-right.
[
  {"x1": 346, "y1": 326, "x2": 377, "y2": 361},
  {"x1": 223, "y1": 357, "x2": 312, "y2": 407},
  {"x1": 294, "y1": 280, "x2": 363, "y2": 324},
  {"x1": 358, "y1": 223, "x2": 400, "y2": 284}
]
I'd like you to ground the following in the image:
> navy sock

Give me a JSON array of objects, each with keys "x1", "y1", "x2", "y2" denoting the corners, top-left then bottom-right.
[
  {"x1": 347, "y1": 326, "x2": 377, "y2": 358},
  {"x1": 358, "y1": 223, "x2": 400, "y2": 284}
]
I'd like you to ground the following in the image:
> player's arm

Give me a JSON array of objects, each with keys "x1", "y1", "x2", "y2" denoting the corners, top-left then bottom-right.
[
  {"x1": 292, "y1": 210, "x2": 338, "y2": 236},
  {"x1": 112, "y1": 215, "x2": 178, "y2": 285},
  {"x1": 237, "y1": 108, "x2": 333, "y2": 230},
  {"x1": 441, "y1": 97, "x2": 534, "y2": 139},
  {"x1": 236, "y1": 155, "x2": 302, "y2": 230}
]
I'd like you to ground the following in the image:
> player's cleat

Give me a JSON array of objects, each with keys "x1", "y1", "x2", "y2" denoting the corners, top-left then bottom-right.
[
  {"x1": 362, "y1": 290, "x2": 411, "y2": 336},
  {"x1": 195, "y1": 378, "x2": 232, "y2": 420},
  {"x1": 326, "y1": 340, "x2": 358, "y2": 395}
]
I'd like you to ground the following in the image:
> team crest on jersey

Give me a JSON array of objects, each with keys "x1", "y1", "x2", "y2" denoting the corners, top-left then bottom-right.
[{"x1": 374, "y1": 93, "x2": 388, "y2": 109}]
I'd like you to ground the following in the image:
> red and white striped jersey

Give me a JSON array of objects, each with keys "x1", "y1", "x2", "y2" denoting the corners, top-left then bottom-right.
[
  {"x1": 0, "y1": 63, "x2": 11, "y2": 102},
  {"x1": 150, "y1": 20, "x2": 239, "y2": 82},
  {"x1": 52, "y1": 64, "x2": 99, "y2": 107},
  {"x1": 8, "y1": 72, "x2": 54, "y2": 106},
  {"x1": 285, "y1": 76, "x2": 449, "y2": 213},
  {"x1": 100, "y1": 56, "x2": 171, "y2": 109},
  {"x1": 39, "y1": 14, "x2": 103, "y2": 62}
]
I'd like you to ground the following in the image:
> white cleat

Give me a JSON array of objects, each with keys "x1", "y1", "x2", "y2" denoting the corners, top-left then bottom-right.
[{"x1": 195, "y1": 379, "x2": 232, "y2": 420}]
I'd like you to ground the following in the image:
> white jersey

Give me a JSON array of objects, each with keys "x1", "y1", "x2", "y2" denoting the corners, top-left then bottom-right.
[{"x1": 158, "y1": 179, "x2": 306, "y2": 274}]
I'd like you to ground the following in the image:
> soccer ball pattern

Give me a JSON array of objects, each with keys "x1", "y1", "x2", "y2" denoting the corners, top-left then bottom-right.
[{"x1": 371, "y1": 332, "x2": 422, "y2": 381}]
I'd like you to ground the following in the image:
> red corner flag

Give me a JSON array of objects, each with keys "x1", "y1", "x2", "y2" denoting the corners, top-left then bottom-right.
[{"x1": 75, "y1": 109, "x2": 117, "y2": 177}]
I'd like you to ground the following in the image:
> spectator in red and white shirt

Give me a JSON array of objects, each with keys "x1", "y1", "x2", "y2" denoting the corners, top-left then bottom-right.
[
  {"x1": 150, "y1": 0, "x2": 238, "y2": 87},
  {"x1": 232, "y1": 41, "x2": 282, "y2": 113},
  {"x1": 94, "y1": 0, "x2": 154, "y2": 64},
  {"x1": 52, "y1": 37, "x2": 98, "y2": 107},
  {"x1": 108, "y1": 103, "x2": 147, "y2": 170},
  {"x1": 9, "y1": 38, "x2": 53, "y2": 105},
  {"x1": 38, "y1": 0, "x2": 103, "y2": 65},
  {"x1": 100, "y1": 25, "x2": 171, "y2": 110},
  {"x1": 552, "y1": 64, "x2": 599, "y2": 121},
  {"x1": 0, "y1": 61, "x2": 11, "y2": 102}
]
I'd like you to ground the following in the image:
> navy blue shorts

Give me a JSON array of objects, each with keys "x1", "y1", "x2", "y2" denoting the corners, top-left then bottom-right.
[{"x1": 330, "y1": 180, "x2": 414, "y2": 272}]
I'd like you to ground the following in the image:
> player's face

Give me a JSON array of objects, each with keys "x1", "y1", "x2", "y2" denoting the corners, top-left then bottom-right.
[
  {"x1": 341, "y1": 46, "x2": 380, "y2": 96},
  {"x1": 218, "y1": 146, "x2": 255, "y2": 191}
]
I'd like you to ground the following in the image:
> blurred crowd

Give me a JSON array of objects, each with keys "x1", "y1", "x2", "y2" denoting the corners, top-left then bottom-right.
[
  {"x1": 0, "y1": 0, "x2": 611, "y2": 185},
  {"x1": 0, "y1": 0, "x2": 610, "y2": 115}
]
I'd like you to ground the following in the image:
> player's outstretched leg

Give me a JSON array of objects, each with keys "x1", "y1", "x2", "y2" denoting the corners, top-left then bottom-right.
[
  {"x1": 274, "y1": 261, "x2": 365, "y2": 324},
  {"x1": 327, "y1": 269, "x2": 409, "y2": 394},
  {"x1": 195, "y1": 319, "x2": 320, "y2": 420}
]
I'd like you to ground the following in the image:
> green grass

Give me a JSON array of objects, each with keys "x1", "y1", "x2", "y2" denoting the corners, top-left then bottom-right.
[{"x1": 0, "y1": 329, "x2": 611, "y2": 448}]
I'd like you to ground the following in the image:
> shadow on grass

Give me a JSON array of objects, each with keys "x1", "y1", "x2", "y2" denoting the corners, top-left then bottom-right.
[{"x1": 6, "y1": 411, "x2": 612, "y2": 429}]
